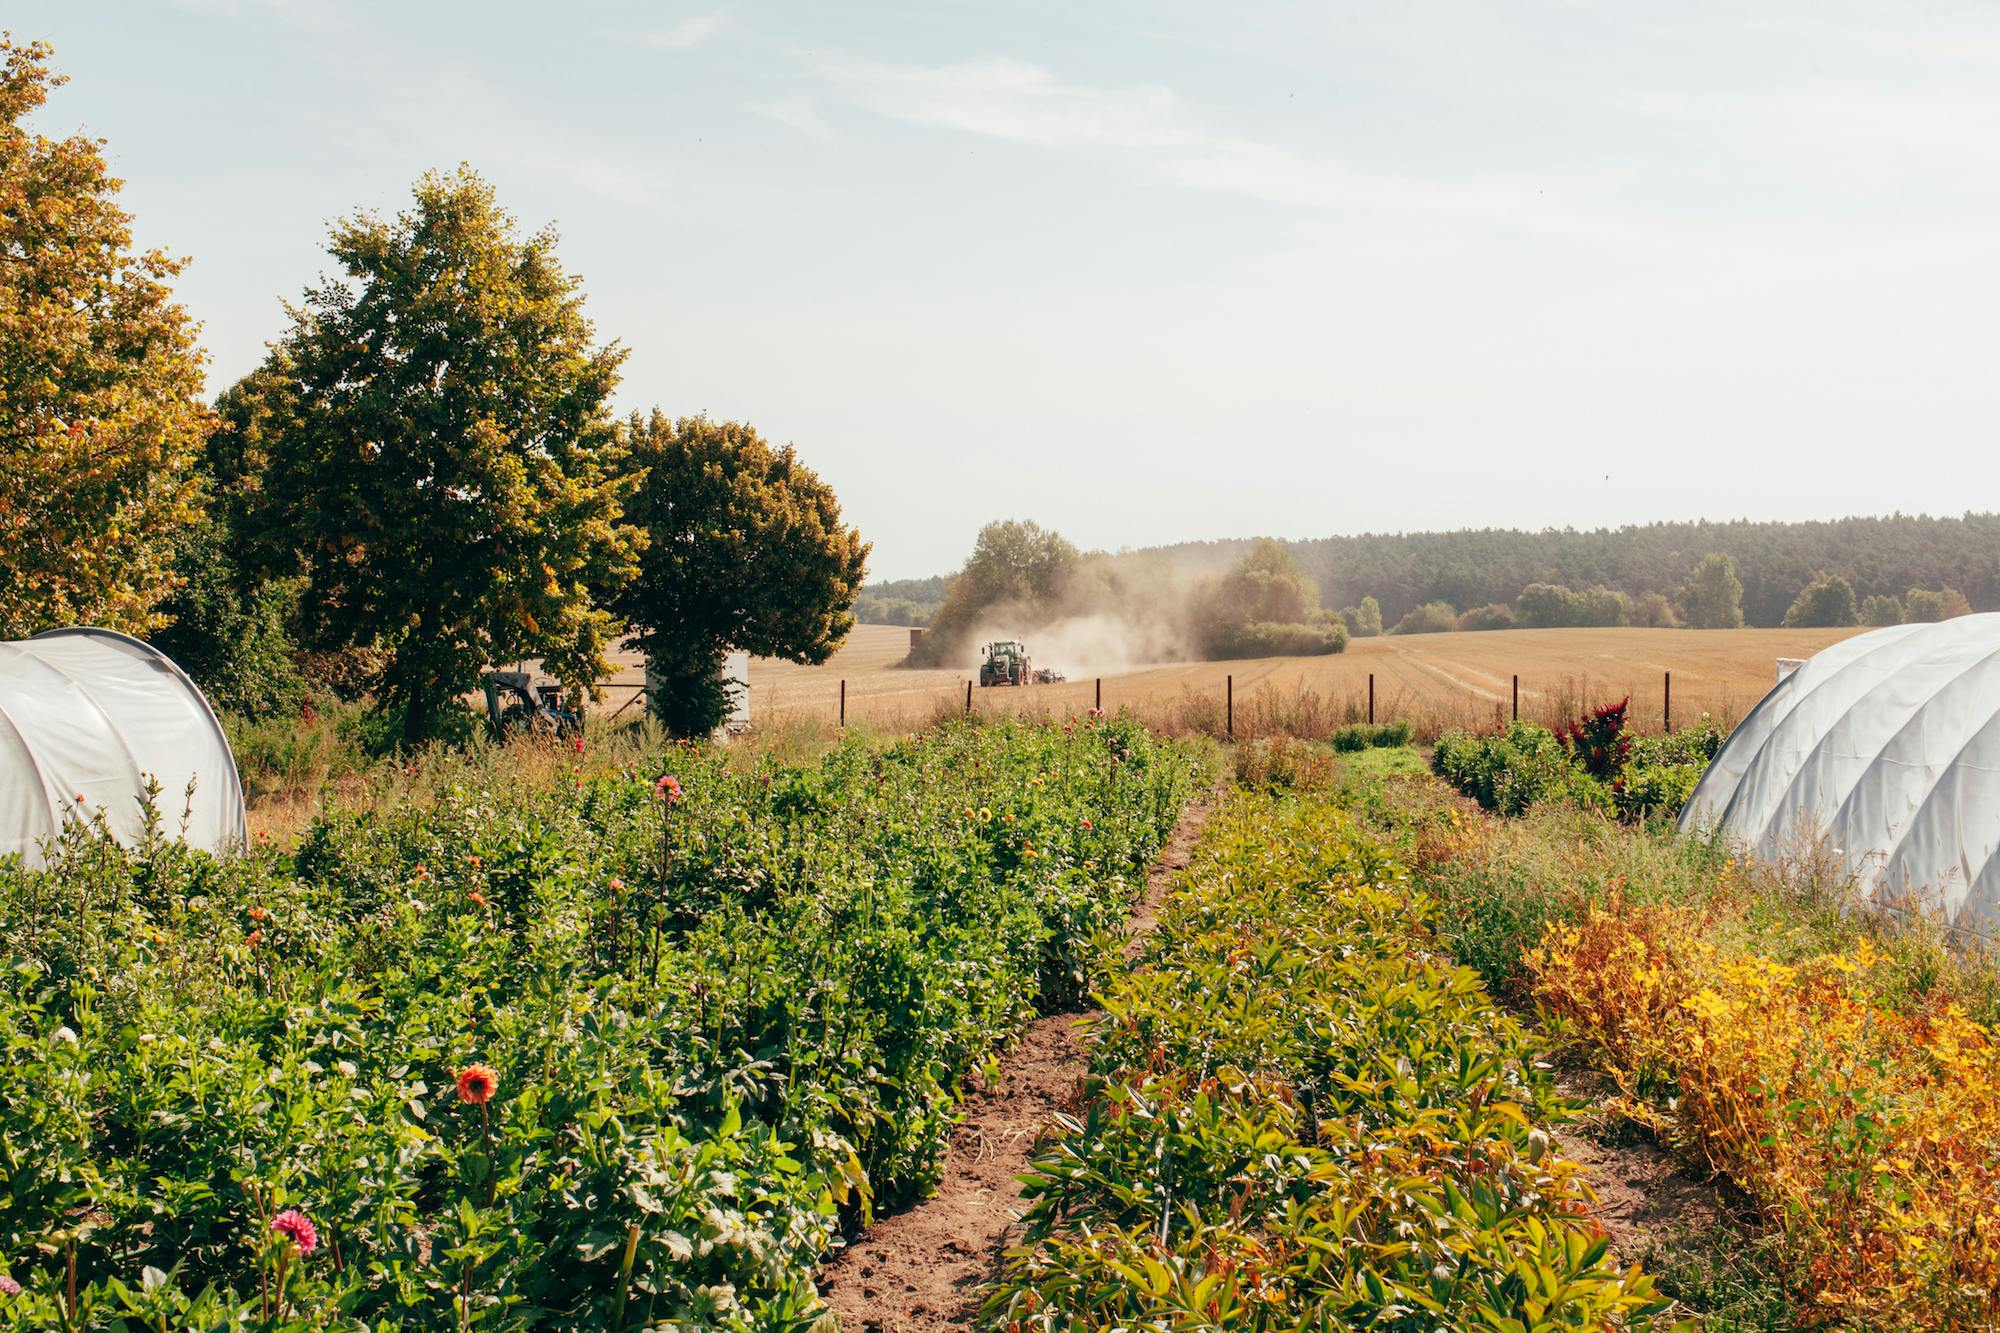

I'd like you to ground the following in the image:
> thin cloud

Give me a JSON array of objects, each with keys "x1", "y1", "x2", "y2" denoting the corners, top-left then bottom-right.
[
  {"x1": 645, "y1": 12, "x2": 729, "y2": 51},
  {"x1": 748, "y1": 96, "x2": 834, "y2": 140},
  {"x1": 815, "y1": 56, "x2": 1574, "y2": 232}
]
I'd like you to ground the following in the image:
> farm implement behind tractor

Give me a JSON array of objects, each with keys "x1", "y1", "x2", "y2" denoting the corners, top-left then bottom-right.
[{"x1": 979, "y1": 640, "x2": 1065, "y2": 686}]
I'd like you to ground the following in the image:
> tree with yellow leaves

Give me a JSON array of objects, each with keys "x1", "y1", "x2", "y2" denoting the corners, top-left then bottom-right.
[{"x1": 0, "y1": 38, "x2": 210, "y2": 638}]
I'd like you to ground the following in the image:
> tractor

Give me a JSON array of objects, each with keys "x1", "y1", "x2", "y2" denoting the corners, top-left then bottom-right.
[
  {"x1": 978, "y1": 640, "x2": 1032, "y2": 687},
  {"x1": 479, "y1": 670, "x2": 584, "y2": 738}
]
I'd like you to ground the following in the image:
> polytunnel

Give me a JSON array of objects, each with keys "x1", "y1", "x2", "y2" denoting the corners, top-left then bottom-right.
[
  {"x1": 1679, "y1": 612, "x2": 2000, "y2": 938},
  {"x1": 0, "y1": 628, "x2": 246, "y2": 868}
]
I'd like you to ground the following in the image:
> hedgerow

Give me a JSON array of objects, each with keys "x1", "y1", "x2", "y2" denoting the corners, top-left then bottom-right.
[
  {"x1": 981, "y1": 789, "x2": 1676, "y2": 1330},
  {"x1": 0, "y1": 717, "x2": 1202, "y2": 1329}
]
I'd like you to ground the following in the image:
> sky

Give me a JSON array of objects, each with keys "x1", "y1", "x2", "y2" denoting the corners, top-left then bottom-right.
[{"x1": 15, "y1": 0, "x2": 2000, "y2": 580}]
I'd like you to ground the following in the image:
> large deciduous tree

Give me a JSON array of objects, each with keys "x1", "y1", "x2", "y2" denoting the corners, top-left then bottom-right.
[
  {"x1": 246, "y1": 168, "x2": 636, "y2": 742},
  {"x1": 614, "y1": 412, "x2": 868, "y2": 737},
  {"x1": 915, "y1": 519, "x2": 1079, "y2": 665},
  {"x1": 0, "y1": 38, "x2": 210, "y2": 637},
  {"x1": 1678, "y1": 553, "x2": 1745, "y2": 629}
]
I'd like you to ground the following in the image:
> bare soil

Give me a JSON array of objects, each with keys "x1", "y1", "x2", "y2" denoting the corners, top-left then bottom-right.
[{"x1": 814, "y1": 788, "x2": 1218, "y2": 1332}]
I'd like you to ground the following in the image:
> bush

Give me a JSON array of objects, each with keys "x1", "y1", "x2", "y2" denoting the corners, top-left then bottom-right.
[
  {"x1": 1456, "y1": 601, "x2": 1515, "y2": 631},
  {"x1": 1784, "y1": 570, "x2": 1859, "y2": 627},
  {"x1": 1339, "y1": 594, "x2": 1383, "y2": 637},
  {"x1": 1206, "y1": 618, "x2": 1347, "y2": 659},
  {"x1": 1328, "y1": 719, "x2": 1413, "y2": 751},
  {"x1": 1432, "y1": 721, "x2": 1610, "y2": 816},
  {"x1": 1390, "y1": 600, "x2": 1457, "y2": 634}
]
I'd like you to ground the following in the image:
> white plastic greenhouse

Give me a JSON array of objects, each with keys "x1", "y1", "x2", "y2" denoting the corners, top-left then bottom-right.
[
  {"x1": 0, "y1": 628, "x2": 246, "y2": 868},
  {"x1": 1680, "y1": 613, "x2": 2000, "y2": 937}
]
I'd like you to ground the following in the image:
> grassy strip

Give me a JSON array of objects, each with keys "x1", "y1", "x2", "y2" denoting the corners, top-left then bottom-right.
[
  {"x1": 0, "y1": 718, "x2": 1204, "y2": 1329},
  {"x1": 1346, "y1": 771, "x2": 2000, "y2": 1331},
  {"x1": 982, "y1": 787, "x2": 1677, "y2": 1330}
]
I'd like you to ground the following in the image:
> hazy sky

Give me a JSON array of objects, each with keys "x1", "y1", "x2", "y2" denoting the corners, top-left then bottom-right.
[{"x1": 16, "y1": 1, "x2": 2000, "y2": 578}]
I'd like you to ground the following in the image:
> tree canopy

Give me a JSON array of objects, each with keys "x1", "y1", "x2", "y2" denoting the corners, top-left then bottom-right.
[
  {"x1": 1679, "y1": 553, "x2": 1746, "y2": 630},
  {"x1": 0, "y1": 38, "x2": 211, "y2": 637},
  {"x1": 915, "y1": 520, "x2": 1079, "y2": 664},
  {"x1": 241, "y1": 168, "x2": 636, "y2": 742},
  {"x1": 613, "y1": 412, "x2": 869, "y2": 737},
  {"x1": 1784, "y1": 571, "x2": 1859, "y2": 628}
]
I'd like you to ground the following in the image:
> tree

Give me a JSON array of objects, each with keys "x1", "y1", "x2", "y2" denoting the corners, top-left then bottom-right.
[
  {"x1": 1197, "y1": 539, "x2": 1343, "y2": 659},
  {"x1": 246, "y1": 168, "x2": 636, "y2": 742},
  {"x1": 1861, "y1": 593, "x2": 1903, "y2": 627},
  {"x1": 1632, "y1": 592, "x2": 1678, "y2": 628},
  {"x1": 0, "y1": 39, "x2": 210, "y2": 637},
  {"x1": 1514, "y1": 583, "x2": 1574, "y2": 629},
  {"x1": 917, "y1": 520, "x2": 1079, "y2": 664},
  {"x1": 1571, "y1": 585, "x2": 1631, "y2": 627},
  {"x1": 154, "y1": 366, "x2": 310, "y2": 715},
  {"x1": 1679, "y1": 554, "x2": 1744, "y2": 629},
  {"x1": 613, "y1": 412, "x2": 868, "y2": 736},
  {"x1": 1784, "y1": 571, "x2": 1858, "y2": 628},
  {"x1": 1904, "y1": 586, "x2": 1971, "y2": 623},
  {"x1": 1342, "y1": 596, "x2": 1383, "y2": 638},
  {"x1": 1392, "y1": 601, "x2": 1458, "y2": 635}
]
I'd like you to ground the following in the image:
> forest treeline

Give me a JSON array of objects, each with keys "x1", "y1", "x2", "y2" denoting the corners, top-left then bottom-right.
[{"x1": 865, "y1": 513, "x2": 1999, "y2": 630}]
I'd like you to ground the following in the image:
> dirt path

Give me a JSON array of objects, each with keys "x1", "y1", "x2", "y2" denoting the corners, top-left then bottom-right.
[{"x1": 815, "y1": 789, "x2": 1218, "y2": 1332}]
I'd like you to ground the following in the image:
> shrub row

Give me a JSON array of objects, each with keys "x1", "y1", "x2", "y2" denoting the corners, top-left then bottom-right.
[
  {"x1": 1431, "y1": 707, "x2": 1722, "y2": 821},
  {"x1": 0, "y1": 718, "x2": 1202, "y2": 1329},
  {"x1": 1350, "y1": 771, "x2": 2000, "y2": 1330},
  {"x1": 981, "y1": 788, "x2": 1674, "y2": 1329}
]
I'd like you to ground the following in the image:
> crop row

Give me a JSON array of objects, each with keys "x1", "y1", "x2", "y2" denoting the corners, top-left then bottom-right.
[
  {"x1": 0, "y1": 718, "x2": 1202, "y2": 1329},
  {"x1": 982, "y1": 787, "x2": 1675, "y2": 1330}
]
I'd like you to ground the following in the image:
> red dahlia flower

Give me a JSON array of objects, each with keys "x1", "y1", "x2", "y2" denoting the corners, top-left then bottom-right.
[
  {"x1": 271, "y1": 1209, "x2": 318, "y2": 1255},
  {"x1": 456, "y1": 1063, "x2": 499, "y2": 1105},
  {"x1": 656, "y1": 774, "x2": 682, "y2": 803}
]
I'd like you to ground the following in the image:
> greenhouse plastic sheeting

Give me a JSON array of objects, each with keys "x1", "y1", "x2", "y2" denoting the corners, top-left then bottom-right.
[
  {"x1": 1681, "y1": 613, "x2": 2000, "y2": 937},
  {"x1": 0, "y1": 628, "x2": 246, "y2": 867}
]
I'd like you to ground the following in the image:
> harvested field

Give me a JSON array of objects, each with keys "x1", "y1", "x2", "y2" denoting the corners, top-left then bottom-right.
[{"x1": 595, "y1": 624, "x2": 1866, "y2": 739}]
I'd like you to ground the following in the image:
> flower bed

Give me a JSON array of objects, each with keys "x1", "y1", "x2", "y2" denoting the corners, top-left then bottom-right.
[
  {"x1": 982, "y1": 788, "x2": 1672, "y2": 1329},
  {"x1": 0, "y1": 718, "x2": 1202, "y2": 1328}
]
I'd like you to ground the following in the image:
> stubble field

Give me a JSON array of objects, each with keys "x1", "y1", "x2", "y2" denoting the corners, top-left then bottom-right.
[{"x1": 600, "y1": 623, "x2": 1868, "y2": 738}]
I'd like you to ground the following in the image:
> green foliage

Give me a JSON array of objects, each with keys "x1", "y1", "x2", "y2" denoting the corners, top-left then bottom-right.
[
  {"x1": 982, "y1": 790, "x2": 1677, "y2": 1330},
  {"x1": 153, "y1": 513, "x2": 308, "y2": 716},
  {"x1": 1514, "y1": 582, "x2": 1575, "y2": 628},
  {"x1": 1204, "y1": 617, "x2": 1347, "y2": 658},
  {"x1": 1633, "y1": 591, "x2": 1679, "y2": 628},
  {"x1": 1391, "y1": 599, "x2": 1459, "y2": 635},
  {"x1": 1783, "y1": 570, "x2": 1858, "y2": 628},
  {"x1": 614, "y1": 412, "x2": 869, "y2": 737},
  {"x1": 1903, "y1": 585, "x2": 1971, "y2": 623},
  {"x1": 1197, "y1": 539, "x2": 1345, "y2": 659},
  {"x1": 1433, "y1": 722, "x2": 1611, "y2": 816},
  {"x1": 0, "y1": 719, "x2": 1201, "y2": 1328},
  {"x1": 1340, "y1": 594, "x2": 1383, "y2": 637},
  {"x1": 1680, "y1": 553, "x2": 1746, "y2": 629},
  {"x1": 1860, "y1": 593, "x2": 1903, "y2": 626},
  {"x1": 1456, "y1": 601, "x2": 1515, "y2": 631},
  {"x1": 914, "y1": 520, "x2": 1079, "y2": 664},
  {"x1": 240, "y1": 168, "x2": 637, "y2": 744},
  {"x1": 0, "y1": 38, "x2": 211, "y2": 638},
  {"x1": 1328, "y1": 719, "x2": 1413, "y2": 751}
]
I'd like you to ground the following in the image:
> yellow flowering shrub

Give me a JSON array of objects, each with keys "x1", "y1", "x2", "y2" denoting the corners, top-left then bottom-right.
[{"x1": 1531, "y1": 903, "x2": 2000, "y2": 1329}]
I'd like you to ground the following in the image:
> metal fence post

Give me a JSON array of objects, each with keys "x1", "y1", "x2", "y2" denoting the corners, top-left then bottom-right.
[
  {"x1": 1664, "y1": 670, "x2": 1672, "y2": 734},
  {"x1": 1226, "y1": 674, "x2": 1234, "y2": 738},
  {"x1": 1095, "y1": 677, "x2": 1101, "y2": 712},
  {"x1": 1368, "y1": 673, "x2": 1375, "y2": 725},
  {"x1": 965, "y1": 680, "x2": 972, "y2": 714},
  {"x1": 1512, "y1": 674, "x2": 1519, "y2": 722},
  {"x1": 839, "y1": 679, "x2": 846, "y2": 728}
]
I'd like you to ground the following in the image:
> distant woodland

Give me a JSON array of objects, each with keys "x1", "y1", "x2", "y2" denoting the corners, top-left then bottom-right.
[{"x1": 864, "y1": 513, "x2": 2000, "y2": 631}]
